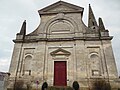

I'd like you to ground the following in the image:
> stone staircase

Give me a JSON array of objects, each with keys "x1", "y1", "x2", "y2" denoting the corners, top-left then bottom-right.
[{"x1": 48, "y1": 86, "x2": 73, "y2": 90}]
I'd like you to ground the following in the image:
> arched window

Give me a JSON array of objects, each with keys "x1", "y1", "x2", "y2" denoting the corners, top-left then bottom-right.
[
  {"x1": 24, "y1": 55, "x2": 32, "y2": 75},
  {"x1": 90, "y1": 53, "x2": 100, "y2": 76},
  {"x1": 49, "y1": 19, "x2": 73, "y2": 34},
  {"x1": 90, "y1": 54, "x2": 98, "y2": 59}
]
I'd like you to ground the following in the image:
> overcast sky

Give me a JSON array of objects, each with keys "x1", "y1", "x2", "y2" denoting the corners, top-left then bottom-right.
[{"x1": 0, "y1": 0, "x2": 120, "y2": 75}]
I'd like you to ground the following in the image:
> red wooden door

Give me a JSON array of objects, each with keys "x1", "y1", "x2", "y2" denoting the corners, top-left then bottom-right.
[{"x1": 54, "y1": 61, "x2": 67, "y2": 86}]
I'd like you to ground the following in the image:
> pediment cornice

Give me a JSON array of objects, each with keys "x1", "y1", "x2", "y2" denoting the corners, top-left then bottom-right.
[
  {"x1": 50, "y1": 48, "x2": 71, "y2": 56},
  {"x1": 38, "y1": 1, "x2": 84, "y2": 15}
]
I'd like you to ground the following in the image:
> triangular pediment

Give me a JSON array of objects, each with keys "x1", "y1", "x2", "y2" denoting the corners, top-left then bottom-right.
[
  {"x1": 39, "y1": 1, "x2": 84, "y2": 14},
  {"x1": 50, "y1": 48, "x2": 71, "y2": 56}
]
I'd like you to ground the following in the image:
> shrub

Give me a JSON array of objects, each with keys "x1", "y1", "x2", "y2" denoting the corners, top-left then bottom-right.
[
  {"x1": 72, "y1": 81, "x2": 80, "y2": 90},
  {"x1": 41, "y1": 82, "x2": 48, "y2": 90}
]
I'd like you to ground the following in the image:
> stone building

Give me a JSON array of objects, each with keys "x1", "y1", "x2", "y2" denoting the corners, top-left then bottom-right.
[
  {"x1": 0, "y1": 72, "x2": 10, "y2": 90},
  {"x1": 8, "y1": 1, "x2": 119, "y2": 90}
]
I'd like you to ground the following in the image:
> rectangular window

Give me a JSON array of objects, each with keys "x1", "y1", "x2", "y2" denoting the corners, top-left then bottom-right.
[{"x1": 92, "y1": 70, "x2": 100, "y2": 76}]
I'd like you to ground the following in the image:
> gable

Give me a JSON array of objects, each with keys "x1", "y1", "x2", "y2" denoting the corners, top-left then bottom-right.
[
  {"x1": 39, "y1": 1, "x2": 84, "y2": 15},
  {"x1": 50, "y1": 48, "x2": 71, "y2": 56},
  {"x1": 48, "y1": 5, "x2": 76, "y2": 12}
]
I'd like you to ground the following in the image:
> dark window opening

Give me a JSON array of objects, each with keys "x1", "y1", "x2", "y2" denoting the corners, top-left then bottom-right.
[
  {"x1": 92, "y1": 21, "x2": 95, "y2": 25},
  {"x1": 29, "y1": 70, "x2": 31, "y2": 75},
  {"x1": 93, "y1": 27, "x2": 96, "y2": 29}
]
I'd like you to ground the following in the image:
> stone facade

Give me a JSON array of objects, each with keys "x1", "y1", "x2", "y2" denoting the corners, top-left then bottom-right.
[
  {"x1": 0, "y1": 72, "x2": 10, "y2": 90},
  {"x1": 8, "y1": 1, "x2": 119, "y2": 90}
]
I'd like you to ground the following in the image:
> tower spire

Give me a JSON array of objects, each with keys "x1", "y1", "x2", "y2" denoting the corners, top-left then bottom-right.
[
  {"x1": 20, "y1": 20, "x2": 26, "y2": 35},
  {"x1": 99, "y1": 17, "x2": 105, "y2": 31},
  {"x1": 18, "y1": 20, "x2": 26, "y2": 36},
  {"x1": 88, "y1": 4, "x2": 98, "y2": 28},
  {"x1": 16, "y1": 20, "x2": 26, "y2": 40}
]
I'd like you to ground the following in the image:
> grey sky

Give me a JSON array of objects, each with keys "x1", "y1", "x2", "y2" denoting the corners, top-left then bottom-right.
[{"x1": 0, "y1": 0, "x2": 120, "y2": 75}]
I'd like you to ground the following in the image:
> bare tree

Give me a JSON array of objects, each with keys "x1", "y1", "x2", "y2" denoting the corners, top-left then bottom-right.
[
  {"x1": 15, "y1": 80, "x2": 24, "y2": 90},
  {"x1": 92, "y1": 78, "x2": 111, "y2": 90}
]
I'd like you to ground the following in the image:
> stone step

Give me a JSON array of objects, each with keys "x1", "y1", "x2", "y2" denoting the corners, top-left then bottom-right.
[{"x1": 48, "y1": 86, "x2": 73, "y2": 90}]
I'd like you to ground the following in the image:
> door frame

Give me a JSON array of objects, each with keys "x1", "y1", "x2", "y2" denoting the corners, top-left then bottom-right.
[{"x1": 54, "y1": 61, "x2": 67, "y2": 86}]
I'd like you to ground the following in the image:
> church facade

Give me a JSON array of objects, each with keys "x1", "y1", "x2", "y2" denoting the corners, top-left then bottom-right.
[{"x1": 8, "y1": 1, "x2": 119, "y2": 90}]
